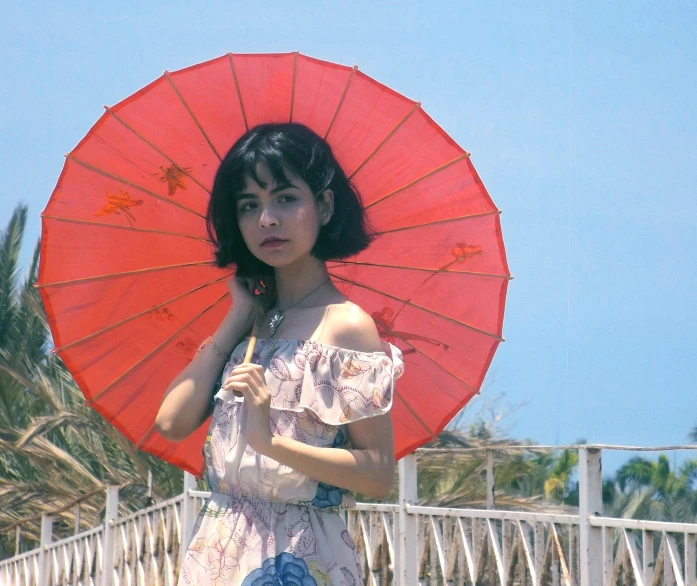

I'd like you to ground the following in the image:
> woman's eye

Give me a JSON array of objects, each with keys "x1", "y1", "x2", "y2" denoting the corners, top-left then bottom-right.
[{"x1": 238, "y1": 196, "x2": 295, "y2": 213}]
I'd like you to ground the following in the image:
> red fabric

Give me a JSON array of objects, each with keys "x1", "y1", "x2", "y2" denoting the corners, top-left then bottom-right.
[{"x1": 38, "y1": 52, "x2": 510, "y2": 475}]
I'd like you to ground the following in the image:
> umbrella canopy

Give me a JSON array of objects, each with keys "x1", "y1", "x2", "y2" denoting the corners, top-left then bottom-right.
[{"x1": 38, "y1": 52, "x2": 511, "y2": 475}]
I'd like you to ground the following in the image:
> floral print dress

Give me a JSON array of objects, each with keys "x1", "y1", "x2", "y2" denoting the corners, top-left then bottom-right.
[{"x1": 177, "y1": 336, "x2": 405, "y2": 586}]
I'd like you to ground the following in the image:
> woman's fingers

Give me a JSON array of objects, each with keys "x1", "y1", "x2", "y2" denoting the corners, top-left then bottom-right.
[
  {"x1": 223, "y1": 364, "x2": 265, "y2": 393},
  {"x1": 224, "y1": 381, "x2": 252, "y2": 400},
  {"x1": 223, "y1": 374, "x2": 256, "y2": 396},
  {"x1": 230, "y1": 364, "x2": 265, "y2": 384}
]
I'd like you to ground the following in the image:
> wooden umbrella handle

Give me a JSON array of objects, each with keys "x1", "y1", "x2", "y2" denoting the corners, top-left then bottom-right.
[{"x1": 242, "y1": 309, "x2": 264, "y2": 364}]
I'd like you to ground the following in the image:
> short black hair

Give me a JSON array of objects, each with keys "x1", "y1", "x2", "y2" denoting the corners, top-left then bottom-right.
[{"x1": 206, "y1": 123, "x2": 376, "y2": 278}]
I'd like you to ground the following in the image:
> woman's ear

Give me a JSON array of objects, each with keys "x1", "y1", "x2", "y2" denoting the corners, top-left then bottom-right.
[{"x1": 318, "y1": 189, "x2": 334, "y2": 226}]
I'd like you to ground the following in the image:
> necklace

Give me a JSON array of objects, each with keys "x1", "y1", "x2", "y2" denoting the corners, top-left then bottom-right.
[{"x1": 268, "y1": 278, "x2": 331, "y2": 337}]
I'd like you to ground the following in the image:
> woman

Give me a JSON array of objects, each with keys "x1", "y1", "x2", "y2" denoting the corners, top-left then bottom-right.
[{"x1": 155, "y1": 123, "x2": 405, "y2": 585}]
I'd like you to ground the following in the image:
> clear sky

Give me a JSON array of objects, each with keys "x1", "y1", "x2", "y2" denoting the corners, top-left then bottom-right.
[{"x1": 1, "y1": 1, "x2": 695, "y2": 473}]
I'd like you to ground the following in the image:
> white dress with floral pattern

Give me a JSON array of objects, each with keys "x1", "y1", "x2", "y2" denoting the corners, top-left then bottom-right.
[{"x1": 177, "y1": 336, "x2": 405, "y2": 586}]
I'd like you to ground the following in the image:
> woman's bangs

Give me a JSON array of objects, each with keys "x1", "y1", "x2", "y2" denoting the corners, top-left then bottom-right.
[{"x1": 240, "y1": 144, "x2": 293, "y2": 190}]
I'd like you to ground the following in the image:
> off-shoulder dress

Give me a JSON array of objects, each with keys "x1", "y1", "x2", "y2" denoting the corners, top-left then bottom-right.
[{"x1": 177, "y1": 336, "x2": 405, "y2": 586}]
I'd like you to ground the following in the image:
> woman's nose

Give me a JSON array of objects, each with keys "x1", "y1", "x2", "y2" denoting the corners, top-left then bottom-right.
[{"x1": 258, "y1": 206, "x2": 279, "y2": 227}]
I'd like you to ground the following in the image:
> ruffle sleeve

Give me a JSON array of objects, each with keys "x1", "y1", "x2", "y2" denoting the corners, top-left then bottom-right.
[{"x1": 214, "y1": 338, "x2": 405, "y2": 425}]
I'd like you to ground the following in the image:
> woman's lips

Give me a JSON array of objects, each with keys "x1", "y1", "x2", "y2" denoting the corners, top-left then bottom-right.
[{"x1": 261, "y1": 239, "x2": 288, "y2": 248}]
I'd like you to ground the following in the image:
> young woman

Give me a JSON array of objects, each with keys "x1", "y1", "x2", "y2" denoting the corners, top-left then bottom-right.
[{"x1": 156, "y1": 123, "x2": 404, "y2": 586}]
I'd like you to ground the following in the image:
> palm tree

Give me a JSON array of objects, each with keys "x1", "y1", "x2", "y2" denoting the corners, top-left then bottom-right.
[
  {"x1": 0, "y1": 204, "x2": 183, "y2": 558},
  {"x1": 603, "y1": 454, "x2": 697, "y2": 522}
]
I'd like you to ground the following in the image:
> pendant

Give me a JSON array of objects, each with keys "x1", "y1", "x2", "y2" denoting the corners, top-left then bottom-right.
[{"x1": 268, "y1": 310, "x2": 284, "y2": 337}]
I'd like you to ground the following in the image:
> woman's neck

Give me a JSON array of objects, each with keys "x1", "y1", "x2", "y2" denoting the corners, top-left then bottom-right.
[{"x1": 273, "y1": 255, "x2": 332, "y2": 309}]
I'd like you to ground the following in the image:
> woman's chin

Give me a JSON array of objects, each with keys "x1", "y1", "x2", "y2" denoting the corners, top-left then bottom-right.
[{"x1": 260, "y1": 251, "x2": 317, "y2": 270}]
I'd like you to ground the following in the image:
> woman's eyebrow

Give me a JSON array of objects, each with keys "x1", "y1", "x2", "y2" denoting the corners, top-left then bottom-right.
[{"x1": 236, "y1": 182, "x2": 299, "y2": 201}]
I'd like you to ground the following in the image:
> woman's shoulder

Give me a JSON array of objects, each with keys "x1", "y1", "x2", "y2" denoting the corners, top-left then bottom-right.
[{"x1": 323, "y1": 301, "x2": 384, "y2": 354}]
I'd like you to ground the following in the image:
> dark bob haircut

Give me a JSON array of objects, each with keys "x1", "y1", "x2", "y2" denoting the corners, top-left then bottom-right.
[{"x1": 206, "y1": 123, "x2": 376, "y2": 278}]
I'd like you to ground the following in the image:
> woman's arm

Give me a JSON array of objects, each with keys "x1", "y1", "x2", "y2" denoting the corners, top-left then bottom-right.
[
  {"x1": 155, "y1": 309, "x2": 253, "y2": 441},
  {"x1": 262, "y1": 415, "x2": 395, "y2": 499}
]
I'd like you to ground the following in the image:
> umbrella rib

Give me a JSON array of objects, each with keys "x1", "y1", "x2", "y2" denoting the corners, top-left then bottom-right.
[
  {"x1": 324, "y1": 65, "x2": 357, "y2": 140},
  {"x1": 328, "y1": 272, "x2": 504, "y2": 342},
  {"x1": 104, "y1": 107, "x2": 212, "y2": 195},
  {"x1": 52, "y1": 273, "x2": 233, "y2": 353},
  {"x1": 374, "y1": 210, "x2": 501, "y2": 236},
  {"x1": 289, "y1": 51, "x2": 298, "y2": 122},
  {"x1": 85, "y1": 291, "x2": 231, "y2": 407},
  {"x1": 364, "y1": 153, "x2": 470, "y2": 210},
  {"x1": 36, "y1": 260, "x2": 214, "y2": 289},
  {"x1": 134, "y1": 424, "x2": 157, "y2": 450},
  {"x1": 395, "y1": 392, "x2": 438, "y2": 442},
  {"x1": 40, "y1": 214, "x2": 211, "y2": 242},
  {"x1": 347, "y1": 101, "x2": 421, "y2": 179},
  {"x1": 327, "y1": 259, "x2": 512, "y2": 280},
  {"x1": 227, "y1": 53, "x2": 248, "y2": 131},
  {"x1": 67, "y1": 154, "x2": 205, "y2": 219},
  {"x1": 164, "y1": 71, "x2": 222, "y2": 162}
]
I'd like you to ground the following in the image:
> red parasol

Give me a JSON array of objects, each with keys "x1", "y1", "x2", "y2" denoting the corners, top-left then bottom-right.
[{"x1": 37, "y1": 52, "x2": 511, "y2": 475}]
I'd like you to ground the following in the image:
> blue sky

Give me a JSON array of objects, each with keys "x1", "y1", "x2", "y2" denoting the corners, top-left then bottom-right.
[{"x1": 1, "y1": 1, "x2": 695, "y2": 474}]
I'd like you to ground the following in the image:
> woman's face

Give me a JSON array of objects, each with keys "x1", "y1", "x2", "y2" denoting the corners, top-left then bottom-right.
[{"x1": 235, "y1": 162, "x2": 333, "y2": 267}]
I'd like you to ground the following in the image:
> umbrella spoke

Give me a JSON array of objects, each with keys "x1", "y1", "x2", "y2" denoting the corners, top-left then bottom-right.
[
  {"x1": 67, "y1": 154, "x2": 205, "y2": 218},
  {"x1": 227, "y1": 53, "x2": 249, "y2": 131},
  {"x1": 327, "y1": 259, "x2": 512, "y2": 279},
  {"x1": 41, "y1": 214, "x2": 211, "y2": 242},
  {"x1": 36, "y1": 260, "x2": 214, "y2": 288},
  {"x1": 164, "y1": 72, "x2": 222, "y2": 162},
  {"x1": 374, "y1": 210, "x2": 501, "y2": 236},
  {"x1": 104, "y1": 107, "x2": 212, "y2": 195},
  {"x1": 364, "y1": 153, "x2": 470, "y2": 210},
  {"x1": 289, "y1": 52, "x2": 298, "y2": 122},
  {"x1": 53, "y1": 273, "x2": 232, "y2": 352},
  {"x1": 328, "y1": 272, "x2": 504, "y2": 342},
  {"x1": 348, "y1": 101, "x2": 422, "y2": 179},
  {"x1": 134, "y1": 423, "x2": 157, "y2": 450},
  {"x1": 324, "y1": 65, "x2": 357, "y2": 140},
  {"x1": 395, "y1": 392, "x2": 438, "y2": 442},
  {"x1": 85, "y1": 291, "x2": 230, "y2": 406}
]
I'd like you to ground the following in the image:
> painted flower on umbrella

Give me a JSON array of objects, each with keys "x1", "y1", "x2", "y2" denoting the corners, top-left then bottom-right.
[
  {"x1": 157, "y1": 163, "x2": 191, "y2": 196},
  {"x1": 94, "y1": 189, "x2": 143, "y2": 226},
  {"x1": 241, "y1": 552, "x2": 317, "y2": 585},
  {"x1": 371, "y1": 306, "x2": 448, "y2": 352},
  {"x1": 450, "y1": 241, "x2": 483, "y2": 263}
]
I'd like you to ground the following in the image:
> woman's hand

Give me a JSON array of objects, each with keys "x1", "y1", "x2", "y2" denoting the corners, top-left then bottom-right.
[
  {"x1": 227, "y1": 275, "x2": 276, "y2": 321},
  {"x1": 222, "y1": 363, "x2": 273, "y2": 454}
]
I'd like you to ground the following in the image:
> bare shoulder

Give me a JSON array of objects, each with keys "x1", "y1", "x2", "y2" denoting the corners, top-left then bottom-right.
[{"x1": 328, "y1": 301, "x2": 384, "y2": 354}]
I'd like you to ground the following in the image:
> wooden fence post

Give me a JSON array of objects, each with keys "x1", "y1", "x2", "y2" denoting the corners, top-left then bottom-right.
[
  {"x1": 578, "y1": 447, "x2": 602, "y2": 586},
  {"x1": 398, "y1": 453, "x2": 418, "y2": 586}
]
